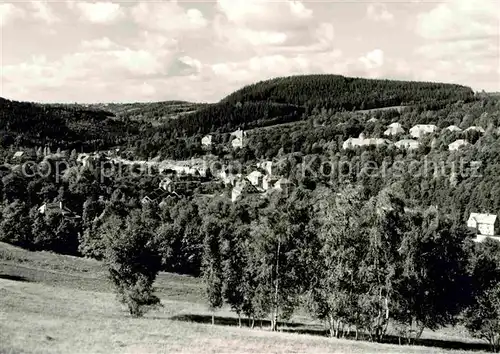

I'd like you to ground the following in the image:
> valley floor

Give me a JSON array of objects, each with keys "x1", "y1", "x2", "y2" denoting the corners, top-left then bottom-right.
[{"x1": 0, "y1": 242, "x2": 490, "y2": 354}]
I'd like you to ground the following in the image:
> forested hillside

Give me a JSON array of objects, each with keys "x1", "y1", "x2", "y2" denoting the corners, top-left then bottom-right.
[
  {"x1": 221, "y1": 75, "x2": 475, "y2": 111},
  {"x1": 0, "y1": 98, "x2": 141, "y2": 151}
]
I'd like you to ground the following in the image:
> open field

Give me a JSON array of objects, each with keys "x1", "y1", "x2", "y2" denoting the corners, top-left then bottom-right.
[{"x1": 0, "y1": 242, "x2": 490, "y2": 354}]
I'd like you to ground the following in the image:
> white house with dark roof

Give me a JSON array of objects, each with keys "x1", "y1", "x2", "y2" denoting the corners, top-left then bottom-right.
[
  {"x1": 231, "y1": 179, "x2": 260, "y2": 202},
  {"x1": 410, "y1": 124, "x2": 439, "y2": 139},
  {"x1": 449, "y1": 139, "x2": 469, "y2": 151},
  {"x1": 468, "y1": 213, "x2": 499, "y2": 238}
]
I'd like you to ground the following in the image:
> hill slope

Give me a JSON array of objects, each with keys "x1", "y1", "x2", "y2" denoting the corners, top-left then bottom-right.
[
  {"x1": 0, "y1": 97, "x2": 141, "y2": 151},
  {"x1": 221, "y1": 74, "x2": 475, "y2": 111}
]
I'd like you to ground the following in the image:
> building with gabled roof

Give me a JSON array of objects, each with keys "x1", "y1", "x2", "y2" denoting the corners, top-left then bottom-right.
[
  {"x1": 231, "y1": 179, "x2": 261, "y2": 202},
  {"x1": 449, "y1": 139, "x2": 469, "y2": 151},
  {"x1": 343, "y1": 133, "x2": 390, "y2": 150},
  {"x1": 13, "y1": 151, "x2": 25, "y2": 159},
  {"x1": 38, "y1": 201, "x2": 81, "y2": 219},
  {"x1": 445, "y1": 125, "x2": 462, "y2": 132},
  {"x1": 410, "y1": 124, "x2": 439, "y2": 139},
  {"x1": 247, "y1": 170, "x2": 264, "y2": 189},
  {"x1": 230, "y1": 129, "x2": 247, "y2": 149},
  {"x1": 395, "y1": 139, "x2": 419, "y2": 150},
  {"x1": 383, "y1": 122, "x2": 405, "y2": 136},
  {"x1": 468, "y1": 213, "x2": 499, "y2": 237}
]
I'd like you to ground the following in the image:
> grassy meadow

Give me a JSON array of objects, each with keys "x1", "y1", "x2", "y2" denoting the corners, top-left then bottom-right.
[{"x1": 0, "y1": 242, "x2": 490, "y2": 353}]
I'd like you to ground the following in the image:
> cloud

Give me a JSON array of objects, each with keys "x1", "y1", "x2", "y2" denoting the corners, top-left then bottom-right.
[
  {"x1": 217, "y1": 0, "x2": 312, "y2": 30},
  {"x1": 214, "y1": 0, "x2": 332, "y2": 56},
  {"x1": 130, "y1": 2, "x2": 208, "y2": 33},
  {"x1": 415, "y1": 0, "x2": 499, "y2": 90},
  {"x1": 359, "y1": 49, "x2": 384, "y2": 70},
  {"x1": 69, "y1": 2, "x2": 125, "y2": 24},
  {"x1": 367, "y1": 3, "x2": 394, "y2": 22},
  {"x1": 416, "y1": 0, "x2": 499, "y2": 40},
  {"x1": 81, "y1": 37, "x2": 119, "y2": 50},
  {"x1": 30, "y1": 1, "x2": 60, "y2": 24},
  {"x1": 0, "y1": 3, "x2": 25, "y2": 27}
]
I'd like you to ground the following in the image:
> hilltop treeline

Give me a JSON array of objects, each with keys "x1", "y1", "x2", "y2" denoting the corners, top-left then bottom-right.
[
  {"x1": 0, "y1": 98, "x2": 141, "y2": 151},
  {"x1": 221, "y1": 75, "x2": 475, "y2": 111}
]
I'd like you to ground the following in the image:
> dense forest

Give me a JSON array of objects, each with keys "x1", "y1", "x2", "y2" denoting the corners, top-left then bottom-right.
[
  {"x1": 0, "y1": 97, "x2": 141, "y2": 151},
  {"x1": 221, "y1": 75, "x2": 475, "y2": 110}
]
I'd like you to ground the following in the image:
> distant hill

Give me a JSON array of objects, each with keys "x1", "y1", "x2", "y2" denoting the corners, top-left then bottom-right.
[
  {"x1": 86, "y1": 101, "x2": 207, "y2": 123},
  {"x1": 221, "y1": 75, "x2": 475, "y2": 111},
  {"x1": 152, "y1": 75, "x2": 475, "y2": 138},
  {"x1": 0, "y1": 97, "x2": 141, "y2": 151}
]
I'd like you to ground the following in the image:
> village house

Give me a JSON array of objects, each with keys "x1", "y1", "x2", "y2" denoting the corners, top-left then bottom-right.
[
  {"x1": 468, "y1": 213, "x2": 499, "y2": 241},
  {"x1": 13, "y1": 151, "x2": 25, "y2": 159},
  {"x1": 231, "y1": 179, "x2": 260, "y2": 202},
  {"x1": 445, "y1": 125, "x2": 462, "y2": 132},
  {"x1": 367, "y1": 117, "x2": 378, "y2": 123},
  {"x1": 38, "y1": 201, "x2": 81, "y2": 219},
  {"x1": 383, "y1": 123, "x2": 405, "y2": 136},
  {"x1": 201, "y1": 135, "x2": 213, "y2": 148},
  {"x1": 465, "y1": 126, "x2": 485, "y2": 134},
  {"x1": 257, "y1": 161, "x2": 273, "y2": 176},
  {"x1": 343, "y1": 133, "x2": 390, "y2": 150},
  {"x1": 449, "y1": 139, "x2": 469, "y2": 151},
  {"x1": 395, "y1": 139, "x2": 419, "y2": 150},
  {"x1": 159, "y1": 177, "x2": 173, "y2": 192},
  {"x1": 219, "y1": 170, "x2": 241, "y2": 186},
  {"x1": 141, "y1": 189, "x2": 170, "y2": 205},
  {"x1": 247, "y1": 170, "x2": 265, "y2": 189},
  {"x1": 230, "y1": 129, "x2": 247, "y2": 149},
  {"x1": 410, "y1": 124, "x2": 439, "y2": 139},
  {"x1": 274, "y1": 177, "x2": 294, "y2": 193}
]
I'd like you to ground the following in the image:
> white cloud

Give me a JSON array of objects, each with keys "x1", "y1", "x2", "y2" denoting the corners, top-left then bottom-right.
[
  {"x1": 217, "y1": 0, "x2": 313, "y2": 30},
  {"x1": 130, "y1": 2, "x2": 208, "y2": 33},
  {"x1": 70, "y1": 2, "x2": 125, "y2": 24},
  {"x1": 0, "y1": 3, "x2": 25, "y2": 27},
  {"x1": 415, "y1": 0, "x2": 499, "y2": 90},
  {"x1": 214, "y1": 0, "x2": 330, "y2": 55},
  {"x1": 416, "y1": 0, "x2": 499, "y2": 40},
  {"x1": 367, "y1": 3, "x2": 394, "y2": 22},
  {"x1": 81, "y1": 37, "x2": 119, "y2": 50},
  {"x1": 30, "y1": 1, "x2": 60, "y2": 24},
  {"x1": 359, "y1": 49, "x2": 384, "y2": 70}
]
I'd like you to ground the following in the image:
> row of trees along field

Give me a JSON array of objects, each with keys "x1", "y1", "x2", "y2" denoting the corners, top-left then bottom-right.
[{"x1": 65, "y1": 184, "x2": 500, "y2": 352}]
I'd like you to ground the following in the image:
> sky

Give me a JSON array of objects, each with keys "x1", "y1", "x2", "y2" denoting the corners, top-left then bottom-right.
[{"x1": 0, "y1": 0, "x2": 499, "y2": 103}]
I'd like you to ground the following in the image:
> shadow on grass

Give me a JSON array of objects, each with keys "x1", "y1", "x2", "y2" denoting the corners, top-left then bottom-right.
[
  {"x1": 0, "y1": 274, "x2": 30, "y2": 282},
  {"x1": 171, "y1": 313, "x2": 490, "y2": 352}
]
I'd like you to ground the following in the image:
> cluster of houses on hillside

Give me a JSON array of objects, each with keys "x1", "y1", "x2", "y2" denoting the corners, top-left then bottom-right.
[
  {"x1": 343, "y1": 121, "x2": 491, "y2": 151},
  {"x1": 138, "y1": 158, "x2": 294, "y2": 205},
  {"x1": 201, "y1": 129, "x2": 248, "y2": 150}
]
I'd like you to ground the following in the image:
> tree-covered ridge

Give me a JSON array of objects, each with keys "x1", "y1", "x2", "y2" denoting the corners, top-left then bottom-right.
[
  {"x1": 221, "y1": 75, "x2": 475, "y2": 111},
  {"x1": 0, "y1": 97, "x2": 141, "y2": 151},
  {"x1": 156, "y1": 101, "x2": 305, "y2": 136}
]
